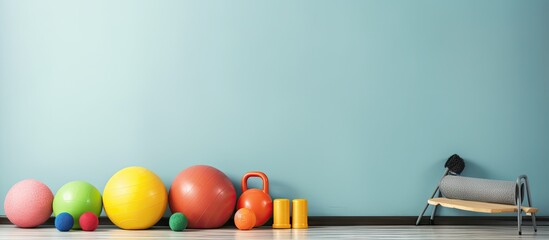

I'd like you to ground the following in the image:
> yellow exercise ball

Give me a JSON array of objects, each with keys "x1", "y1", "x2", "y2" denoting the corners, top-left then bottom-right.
[{"x1": 103, "y1": 166, "x2": 167, "y2": 229}]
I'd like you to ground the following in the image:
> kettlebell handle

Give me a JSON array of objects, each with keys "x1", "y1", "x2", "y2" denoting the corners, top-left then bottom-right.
[{"x1": 241, "y1": 171, "x2": 269, "y2": 194}]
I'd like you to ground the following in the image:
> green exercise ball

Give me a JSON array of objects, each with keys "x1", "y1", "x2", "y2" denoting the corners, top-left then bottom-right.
[{"x1": 53, "y1": 181, "x2": 102, "y2": 229}]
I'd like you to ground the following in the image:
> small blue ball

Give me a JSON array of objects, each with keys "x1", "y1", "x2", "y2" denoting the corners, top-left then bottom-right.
[{"x1": 55, "y1": 212, "x2": 74, "y2": 232}]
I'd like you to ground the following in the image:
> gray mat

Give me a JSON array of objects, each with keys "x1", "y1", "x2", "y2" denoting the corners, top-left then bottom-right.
[{"x1": 439, "y1": 175, "x2": 516, "y2": 205}]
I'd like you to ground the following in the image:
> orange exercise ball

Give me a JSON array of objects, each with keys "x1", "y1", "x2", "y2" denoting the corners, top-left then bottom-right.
[{"x1": 168, "y1": 165, "x2": 236, "y2": 228}]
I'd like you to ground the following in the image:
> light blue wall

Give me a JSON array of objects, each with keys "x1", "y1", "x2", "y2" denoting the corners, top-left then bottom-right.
[{"x1": 1, "y1": 0, "x2": 548, "y2": 217}]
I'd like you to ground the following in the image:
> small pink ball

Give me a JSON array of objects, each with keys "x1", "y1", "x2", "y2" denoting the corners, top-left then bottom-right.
[{"x1": 4, "y1": 179, "x2": 54, "y2": 228}]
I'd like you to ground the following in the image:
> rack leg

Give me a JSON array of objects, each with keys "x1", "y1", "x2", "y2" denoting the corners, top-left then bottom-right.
[
  {"x1": 517, "y1": 182, "x2": 523, "y2": 235},
  {"x1": 517, "y1": 211, "x2": 522, "y2": 235},
  {"x1": 429, "y1": 192, "x2": 442, "y2": 224},
  {"x1": 532, "y1": 213, "x2": 537, "y2": 232},
  {"x1": 523, "y1": 176, "x2": 537, "y2": 233},
  {"x1": 417, "y1": 169, "x2": 448, "y2": 226},
  {"x1": 416, "y1": 204, "x2": 429, "y2": 225},
  {"x1": 429, "y1": 205, "x2": 438, "y2": 224}
]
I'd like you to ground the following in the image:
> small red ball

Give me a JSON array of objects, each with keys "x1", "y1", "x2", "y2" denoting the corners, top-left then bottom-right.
[{"x1": 79, "y1": 212, "x2": 98, "y2": 231}]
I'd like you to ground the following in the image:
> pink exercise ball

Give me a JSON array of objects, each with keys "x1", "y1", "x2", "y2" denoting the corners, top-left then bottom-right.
[{"x1": 4, "y1": 179, "x2": 54, "y2": 228}]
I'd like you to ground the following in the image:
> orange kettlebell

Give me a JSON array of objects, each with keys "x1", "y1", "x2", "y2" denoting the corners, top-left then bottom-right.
[{"x1": 236, "y1": 171, "x2": 272, "y2": 227}]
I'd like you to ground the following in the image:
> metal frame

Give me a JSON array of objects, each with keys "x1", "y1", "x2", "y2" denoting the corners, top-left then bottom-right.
[
  {"x1": 516, "y1": 175, "x2": 537, "y2": 235},
  {"x1": 416, "y1": 174, "x2": 538, "y2": 235},
  {"x1": 415, "y1": 168, "x2": 450, "y2": 226}
]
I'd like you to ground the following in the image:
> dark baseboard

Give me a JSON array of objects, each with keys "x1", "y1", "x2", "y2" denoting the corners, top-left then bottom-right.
[
  {"x1": 310, "y1": 216, "x2": 546, "y2": 226},
  {"x1": 1, "y1": 216, "x2": 547, "y2": 226}
]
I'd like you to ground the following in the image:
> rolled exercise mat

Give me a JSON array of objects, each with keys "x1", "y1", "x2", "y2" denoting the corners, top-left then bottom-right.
[{"x1": 439, "y1": 175, "x2": 518, "y2": 205}]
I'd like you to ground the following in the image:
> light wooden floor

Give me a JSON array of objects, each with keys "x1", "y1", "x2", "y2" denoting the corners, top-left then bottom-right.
[{"x1": 0, "y1": 225, "x2": 545, "y2": 239}]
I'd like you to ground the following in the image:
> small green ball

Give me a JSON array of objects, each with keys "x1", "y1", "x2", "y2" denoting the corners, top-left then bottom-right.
[{"x1": 169, "y1": 212, "x2": 188, "y2": 231}]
